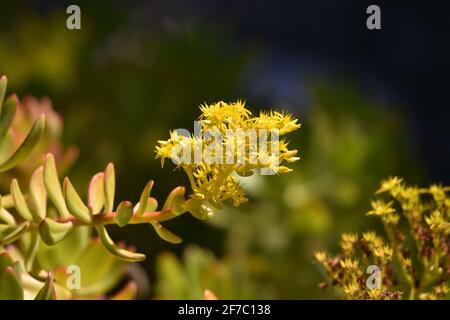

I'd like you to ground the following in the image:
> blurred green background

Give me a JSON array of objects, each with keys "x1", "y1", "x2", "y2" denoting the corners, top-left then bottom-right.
[{"x1": 0, "y1": 0, "x2": 440, "y2": 299}]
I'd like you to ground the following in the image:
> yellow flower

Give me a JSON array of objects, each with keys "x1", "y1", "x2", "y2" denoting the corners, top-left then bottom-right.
[
  {"x1": 340, "y1": 258, "x2": 359, "y2": 270},
  {"x1": 367, "y1": 200, "x2": 395, "y2": 216},
  {"x1": 376, "y1": 176, "x2": 403, "y2": 194},
  {"x1": 367, "y1": 289, "x2": 382, "y2": 300},
  {"x1": 425, "y1": 210, "x2": 449, "y2": 234},
  {"x1": 343, "y1": 280, "x2": 360, "y2": 297},
  {"x1": 429, "y1": 184, "x2": 446, "y2": 204},
  {"x1": 155, "y1": 100, "x2": 300, "y2": 210},
  {"x1": 314, "y1": 251, "x2": 327, "y2": 264},
  {"x1": 362, "y1": 231, "x2": 383, "y2": 246},
  {"x1": 340, "y1": 233, "x2": 358, "y2": 253}
]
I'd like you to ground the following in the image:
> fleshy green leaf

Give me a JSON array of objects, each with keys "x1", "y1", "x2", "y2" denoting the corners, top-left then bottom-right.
[
  {"x1": 162, "y1": 186, "x2": 186, "y2": 214},
  {"x1": 0, "y1": 221, "x2": 30, "y2": 245},
  {"x1": 0, "y1": 267, "x2": 24, "y2": 300},
  {"x1": 0, "y1": 252, "x2": 14, "y2": 271},
  {"x1": 24, "y1": 231, "x2": 40, "y2": 272},
  {"x1": 146, "y1": 197, "x2": 158, "y2": 212},
  {"x1": 0, "y1": 208, "x2": 16, "y2": 226},
  {"x1": 35, "y1": 272, "x2": 56, "y2": 300},
  {"x1": 152, "y1": 222, "x2": 182, "y2": 244},
  {"x1": 37, "y1": 226, "x2": 91, "y2": 271},
  {"x1": 136, "y1": 180, "x2": 154, "y2": 216},
  {"x1": 88, "y1": 172, "x2": 105, "y2": 214},
  {"x1": 0, "y1": 114, "x2": 45, "y2": 173},
  {"x1": 0, "y1": 94, "x2": 17, "y2": 141},
  {"x1": 134, "y1": 197, "x2": 158, "y2": 214},
  {"x1": 39, "y1": 218, "x2": 73, "y2": 245},
  {"x1": 58, "y1": 238, "x2": 125, "y2": 297},
  {"x1": 187, "y1": 199, "x2": 213, "y2": 220},
  {"x1": 10, "y1": 179, "x2": 33, "y2": 221},
  {"x1": 0, "y1": 194, "x2": 14, "y2": 208},
  {"x1": 63, "y1": 177, "x2": 92, "y2": 224},
  {"x1": 95, "y1": 225, "x2": 145, "y2": 262},
  {"x1": 0, "y1": 76, "x2": 7, "y2": 111},
  {"x1": 44, "y1": 153, "x2": 70, "y2": 220},
  {"x1": 115, "y1": 201, "x2": 133, "y2": 227},
  {"x1": 104, "y1": 163, "x2": 115, "y2": 213},
  {"x1": 30, "y1": 166, "x2": 47, "y2": 221}
]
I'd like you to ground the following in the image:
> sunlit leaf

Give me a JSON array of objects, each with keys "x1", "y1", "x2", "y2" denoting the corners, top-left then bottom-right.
[
  {"x1": 0, "y1": 221, "x2": 30, "y2": 246},
  {"x1": 162, "y1": 186, "x2": 186, "y2": 214},
  {"x1": 24, "y1": 231, "x2": 40, "y2": 272},
  {"x1": 44, "y1": 154, "x2": 70, "y2": 220},
  {"x1": 10, "y1": 179, "x2": 33, "y2": 221},
  {"x1": 115, "y1": 201, "x2": 133, "y2": 227},
  {"x1": 88, "y1": 172, "x2": 105, "y2": 214},
  {"x1": 0, "y1": 208, "x2": 16, "y2": 226},
  {"x1": 62, "y1": 237, "x2": 126, "y2": 297},
  {"x1": 35, "y1": 272, "x2": 56, "y2": 300},
  {"x1": 39, "y1": 218, "x2": 73, "y2": 245},
  {"x1": 95, "y1": 225, "x2": 145, "y2": 262},
  {"x1": 0, "y1": 194, "x2": 14, "y2": 208},
  {"x1": 104, "y1": 163, "x2": 115, "y2": 213},
  {"x1": 63, "y1": 177, "x2": 92, "y2": 224},
  {"x1": 0, "y1": 114, "x2": 45, "y2": 173},
  {"x1": 37, "y1": 227, "x2": 91, "y2": 271},
  {"x1": 136, "y1": 180, "x2": 154, "y2": 217},
  {"x1": 152, "y1": 222, "x2": 182, "y2": 244},
  {"x1": 30, "y1": 166, "x2": 47, "y2": 221},
  {"x1": 187, "y1": 199, "x2": 213, "y2": 220}
]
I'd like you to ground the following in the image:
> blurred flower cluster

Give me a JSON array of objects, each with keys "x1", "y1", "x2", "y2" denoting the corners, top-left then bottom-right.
[{"x1": 315, "y1": 177, "x2": 450, "y2": 300}]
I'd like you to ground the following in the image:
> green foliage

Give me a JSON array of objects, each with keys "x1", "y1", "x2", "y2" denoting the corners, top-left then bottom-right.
[
  {"x1": 0, "y1": 76, "x2": 297, "y2": 299},
  {"x1": 315, "y1": 178, "x2": 450, "y2": 300},
  {"x1": 155, "y1": 245, "x2": 257, "y2": 299},
  {"x1": 0, "y1": 76, "x2": 205, "y2": 299}
]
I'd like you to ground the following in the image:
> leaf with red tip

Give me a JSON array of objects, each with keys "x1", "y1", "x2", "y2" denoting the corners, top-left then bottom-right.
[
  {"x1": 162, "y1": 187, "x2": 186, "y2": 214},
  {"x1": 104, "y1": 163, "x2": 115, "y2": 213},
  {"x1": 35, "y1": 272, "x2": 56, "y2": 300},
  {"x1": 95, "y1": 225, "x2": 145, "y2": 262},
  {"x1": 0, "y1": 114, "x2": 45, "y2": 173},
  {"x1": 88, "y1": 172, "x2": 105, "y2": 214}
]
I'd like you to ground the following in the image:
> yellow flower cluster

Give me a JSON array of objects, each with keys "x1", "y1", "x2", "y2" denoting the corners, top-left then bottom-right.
[
  {"x1": 155, "y1": 101, "x2": 300, "y2": 208},
  {"x1": 316, "y1": 177, "x2": 450, "y2": 300}
]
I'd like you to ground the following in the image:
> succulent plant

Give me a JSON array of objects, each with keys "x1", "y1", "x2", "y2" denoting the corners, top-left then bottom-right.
[{"x1": 0, "y1": 75, "x2": 300, "y2": 299}]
